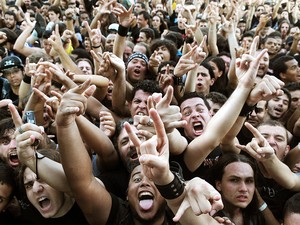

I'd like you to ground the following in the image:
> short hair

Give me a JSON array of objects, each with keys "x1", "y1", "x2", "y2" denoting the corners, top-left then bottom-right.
[
  {"x1": 241, "y1": 31, "x2": 255, "y2": 40},
  {"x1": 129, "y1": 80, "x2": 162, "y2": 102},
  {"x1": 283, "y1": 193, "x2": 300, "y2": 219},
  {"x1": 138, "y1": 11, "x2": 151, "y2": 22},
  {"x1": 140, "y1": 27, "x2": 155, "y2": 40},
  {"x1": 272, "y1": 55, "x2": 296, "y2": 79},
  {"x1": 48, "y1": 5, "x2": 62, "y2": 17},
  {"x1": 179, "y1": 91, "x2": 211, "y2": 110},
  {"x1": 163, "y1": 31, "x2": 184, "y2": 50},
  {"x1": 4, "y1": 11, "x2": 17, "y2": 21},
  {"x1": 261, "y1": 31, "x2": 282, "y2": 45},
  {"x1": 158, "y1": 60, "x2": 177, "y2": 73},
  {"x1": 284, "y1": 82, "x2": 300, "y2": 92},
  {"x1": 150, "y1": 39, "x2": 178, "y2": 61},
  {"x1": 134, "y1": 42, "x2": 151, "y2": 58},
  {"x1": 257, "y1": 119, "x2": 289, "y2": 140},
  {"x1": 206, "y1": 92, "x2": 228, "y2": 106}
]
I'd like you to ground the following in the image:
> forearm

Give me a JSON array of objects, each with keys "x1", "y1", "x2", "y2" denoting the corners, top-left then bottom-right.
[
  {"x1": 183, "y1": 69, "x2": 197, "y2": 94},
  {"x1": 57, "y1": 48, "x2": 82, "y2": 74},
  {"x1": 186, "y1": 84, "x2": 251, "y2": 172},
  {"x1": 263, "y1": 155, "x2": 300, "y2": 191},
  {"x1": 73, "y1": 75, "x2": 109, "y2": 88},
  {"x1": 208, "y1": 22, "x2": 218, "y2": 56},
  {"x1": 113, "y1": 34, "x2": 126, "y2": 59},
  {"x1": 112, "y1": 71, "x2": 127, "y2": 115},
  {"x1": 18, "y1": 79, "x2": 32, "y2": 109},
  {"x1": 75, "y1": 115, "x2": 119, "y2": 171},
  {"x1": 168, "y1": 129, "x2": 188, "y2": 155}
]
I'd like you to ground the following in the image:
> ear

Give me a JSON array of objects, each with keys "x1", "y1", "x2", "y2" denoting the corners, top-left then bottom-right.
[
  {"x1": 279, "y1": 72, "x2": 286, "y2": 80},
  {"x1": 215, "y1": 180, "x2": 222, "y2": 192},
  {"x1": 210, "y1": 78, "x2": 215, "y2": 86},
  {"x1": 284, "y1": 144, "x2": 290, "y2": 158}
]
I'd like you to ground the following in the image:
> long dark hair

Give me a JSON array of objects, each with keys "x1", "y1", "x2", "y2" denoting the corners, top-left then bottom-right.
[{"x1": 207, "y1": 153, "x2": 260, "y2": 220}]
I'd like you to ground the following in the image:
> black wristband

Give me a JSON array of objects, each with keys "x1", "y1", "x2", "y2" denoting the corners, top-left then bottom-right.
[
  {"x1": 118, "y1": 24, "x2": 129, "y2": 37},
  {"x1": 173, "y1": 76, "x2": 184, "y2": 86},
  {"x1": 92, "y1": 44, "x2": 102, "y2": 49},
  {"x1": 23, "y1": 74, "x2": 31, "y2": 84},
  {"x1": 239, "y1": 103, "x2": 256, "y2": 117},
  {"x1": 155, "y1": 172, "x2": 185, "y2": 200}
]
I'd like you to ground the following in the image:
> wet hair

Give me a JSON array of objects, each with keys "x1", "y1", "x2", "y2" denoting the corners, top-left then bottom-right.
[
  {"x1": 129, "y1": 80, "x2": 162, "y2": 102},
  {"x1": 179, "y1": 92, "x2": 211, "y2": 110},
  {"x1": 208, "y1": 153, "x2": 259, "y2": 216},
  {"x1": 150, "y1": 39, "x2": 178, "y2": 62}
]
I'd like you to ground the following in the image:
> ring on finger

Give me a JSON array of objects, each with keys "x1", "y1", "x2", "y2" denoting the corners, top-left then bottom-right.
[
  {"x1": 18, "y1": 126, "x2": 25, "y2": 134},
  {"x1": 147, "y1": 118, "x2": 153, "y2": 126}
]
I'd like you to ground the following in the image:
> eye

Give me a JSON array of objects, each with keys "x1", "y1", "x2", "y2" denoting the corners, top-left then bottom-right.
[
  {"x1": 133, "y1": 177, "x2": 142, "y2": 183},
  {"x1": 183, "y1": 110, "x2": 191, "y2": 116},
  {"x1": 120, "y1": 138, "x2": 129, "y2": 146},
  {"x1": 24, "y1": 182, "x2": 33, "y2": 190},
  {"x1": 0, "y1": 138, "x2": 10, "y2": 145}
]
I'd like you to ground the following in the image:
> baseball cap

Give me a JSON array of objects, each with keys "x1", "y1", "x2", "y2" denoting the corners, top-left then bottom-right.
[{"x1": 0, "y1": 55, "x2": 24, "y2": 72}]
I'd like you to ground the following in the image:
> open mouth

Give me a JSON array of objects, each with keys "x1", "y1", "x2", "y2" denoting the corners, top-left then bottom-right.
[
  {"x1": 9, "y1": 152, "x2": 19, "y2": 164},
  {"x1": 138, "y1": 191, "x2": 154, "y2": 210},
  {"x1": 38, "y1": 196, "x2": 51, "y2": 210},
  {"x1": 137, "y1": 112, "x2": 146, "y2": 116},
  {"x1": 133, "y1": 68, "x2": 141, "y2": 75},
  {"x1": 193, "y1": 121, "x2": 203, "y2": 133}
]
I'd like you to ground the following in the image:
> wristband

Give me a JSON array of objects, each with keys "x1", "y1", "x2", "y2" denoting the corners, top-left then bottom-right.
[
  {"x1": 23, "y1": 74, "x2": 31, "y2": 84},
  {"x1": 155, "y1": 171, "x2": 185, "y2": 199},
  {"x1": 239, "y1": 103, "x2": 256, "y2": 117},
  {"x1": 173, "y1": 76, "x2": 184, "y2": 86},
  {"x1": 92, "y1": 44, "x2": 102, "y2": 49},
  {"x1": 118, "y1": 24, "x2": 129, "y2": 37},
  {"x1": 259, "y1": 202, "x2": 267, "y2": 212}
]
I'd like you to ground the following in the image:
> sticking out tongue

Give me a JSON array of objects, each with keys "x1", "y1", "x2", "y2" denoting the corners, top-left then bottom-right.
[{"x1": 139, "y1": 199, "x2": 153, "y2": 210}]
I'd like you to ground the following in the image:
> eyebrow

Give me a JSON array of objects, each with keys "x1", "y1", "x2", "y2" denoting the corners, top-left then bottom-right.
[
  {"x1": 182, "y1": 103, "x2": 206, "y2": 111},
  {"x1": 131, "y1": 171, "x2": 141, "y2": 178}
]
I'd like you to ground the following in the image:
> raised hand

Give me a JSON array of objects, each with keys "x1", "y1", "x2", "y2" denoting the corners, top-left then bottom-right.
[
  {"x1": 173, "y1": 47, "x2": 198, "y2": 77},
  {"x1": 236, "y1": 122, "x2": 275, "y2": 161},
  {"x1": 112, "y1": 3, "x2": 135, "y2": 27},
  {"x1": 56, "y1": 79, "x2": 96, "y2": 127},
  {"x1": 124, "y1": 108, "x2": 170, "y2": 184},
  {"x1": 99, "y1": 111, "x2": 116, "y2": 138},
  {"x1": 173, "y1": 177, "x2": 223, "y2": 221}
]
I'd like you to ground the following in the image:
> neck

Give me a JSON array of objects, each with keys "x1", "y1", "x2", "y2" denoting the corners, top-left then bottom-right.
[
  {"x1": 223, "y1": 204, "x2": 244, "y2": 225},
  {"x1": 11, "y1": 86, "x2": 19, "y2": 95},
  {"x1": 51, "y1": 194, "x2": 75, "y2": 218},
  {"x1": 133, "y1": 216, "x2": 165, "y2": 225}
]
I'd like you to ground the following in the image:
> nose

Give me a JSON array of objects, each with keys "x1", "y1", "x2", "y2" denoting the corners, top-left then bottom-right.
[
  {"x1": 266, "y1": 136, "x2": 276, "y2": 147},
  {"x1": 32, "y1": 180, "x2": 44, "y2": 193},
  {"x1": 239, "y1": 181, "x2": 247, "y2": 192},
  {"x1": 8, "y1": 139, "x2": 16, "y2": 149},
  {"x1": 191, "y1": 110, "x2": 200, "y2": 118}
]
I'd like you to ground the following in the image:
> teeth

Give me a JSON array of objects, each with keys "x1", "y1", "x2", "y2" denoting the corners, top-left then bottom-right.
[
  {"x1": 139, "y1": 191, "x2": 153, "y2": 198},
  {"x1": 138, "y1": 112, "x2": 145, "y2": 116},
  {"x1": 38, "y1": 197, "x2": 46, "y2": 202}
]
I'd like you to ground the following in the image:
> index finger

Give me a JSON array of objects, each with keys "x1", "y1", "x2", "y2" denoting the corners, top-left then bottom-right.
[
  {"x1": 249, "y1": 36, "x2": 259, "y2": 56},
  {"x1": 0, "y1": 99, "x2": 12, "y2": 108},
  {"x1": 244, "y1": 122, "x2": 265, "y2": 145},
  {"x1": 124, "y1": 122, "x2": 142, "y2": 148},
  {"x1": 69, "y1": 78, "x2": 92, "y2": 95},
  {"x1": 8, "y1": 103, "x2": 23, "y2": 127},
  {"x1": 158, "y1": 85, "x2": 173, "y2": 108},
  {"x1": 33, "y1": 88, "x2": 49, "y2": 102},
  {"x1": 149, "y1": 108, "x2": 167, "y2": 142}
]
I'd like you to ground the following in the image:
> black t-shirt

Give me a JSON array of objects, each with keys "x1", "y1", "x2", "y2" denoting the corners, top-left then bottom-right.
[
  {"x1": 18, "y1": 201, "x2": 89, "y2": 225},
  {"x1": 106, "y1": 193, "x2": 179, "y2": 225}
]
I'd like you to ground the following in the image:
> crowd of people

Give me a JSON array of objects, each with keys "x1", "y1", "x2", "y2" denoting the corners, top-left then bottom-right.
[{"x1": 0, "y1": 0, "x2": 300, "y2": 224}]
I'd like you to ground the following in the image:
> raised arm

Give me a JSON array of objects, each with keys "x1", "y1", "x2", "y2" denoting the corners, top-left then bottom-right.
[
  {"x1": 237, "y1": 122, "x2": 300, "y2": 192},
  {"x1": 184, "y1": 44, "x2": 268, "y2": 172},
  {"x1": 56, "y1": 80, "x2": 112, "y2": 225}
]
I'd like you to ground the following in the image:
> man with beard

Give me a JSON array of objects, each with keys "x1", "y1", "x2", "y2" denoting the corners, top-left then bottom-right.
[
  {"x1": 55, "y1": 81, "x2": 232, "y2": 225},
  {"x1": 3, "y1": 11, "x2": 22, "y2": 36}
]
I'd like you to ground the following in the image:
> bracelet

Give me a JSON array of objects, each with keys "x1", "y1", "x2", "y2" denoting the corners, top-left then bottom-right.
[
  {"x1": 155, "y1": 171, "x2": 185, "y2": 199},
  {"x1": 35, "y1": 152, "x2": 45, "y2": 180},
  {"x1": 259, "y1": 202, "x2": 267, "y2": 212},
  {"x1": 239, "y1": 103, "x2": 256, "y2": 117},
  {"x1": 23, "y1": 74, "x2": 31, "y2": 84},
  {"x1": 92, "y1": 44, "x2": 102, "y2": 49},
  {"x1": 118, "y1": 24, "x2": 129, "y2": 37}
]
